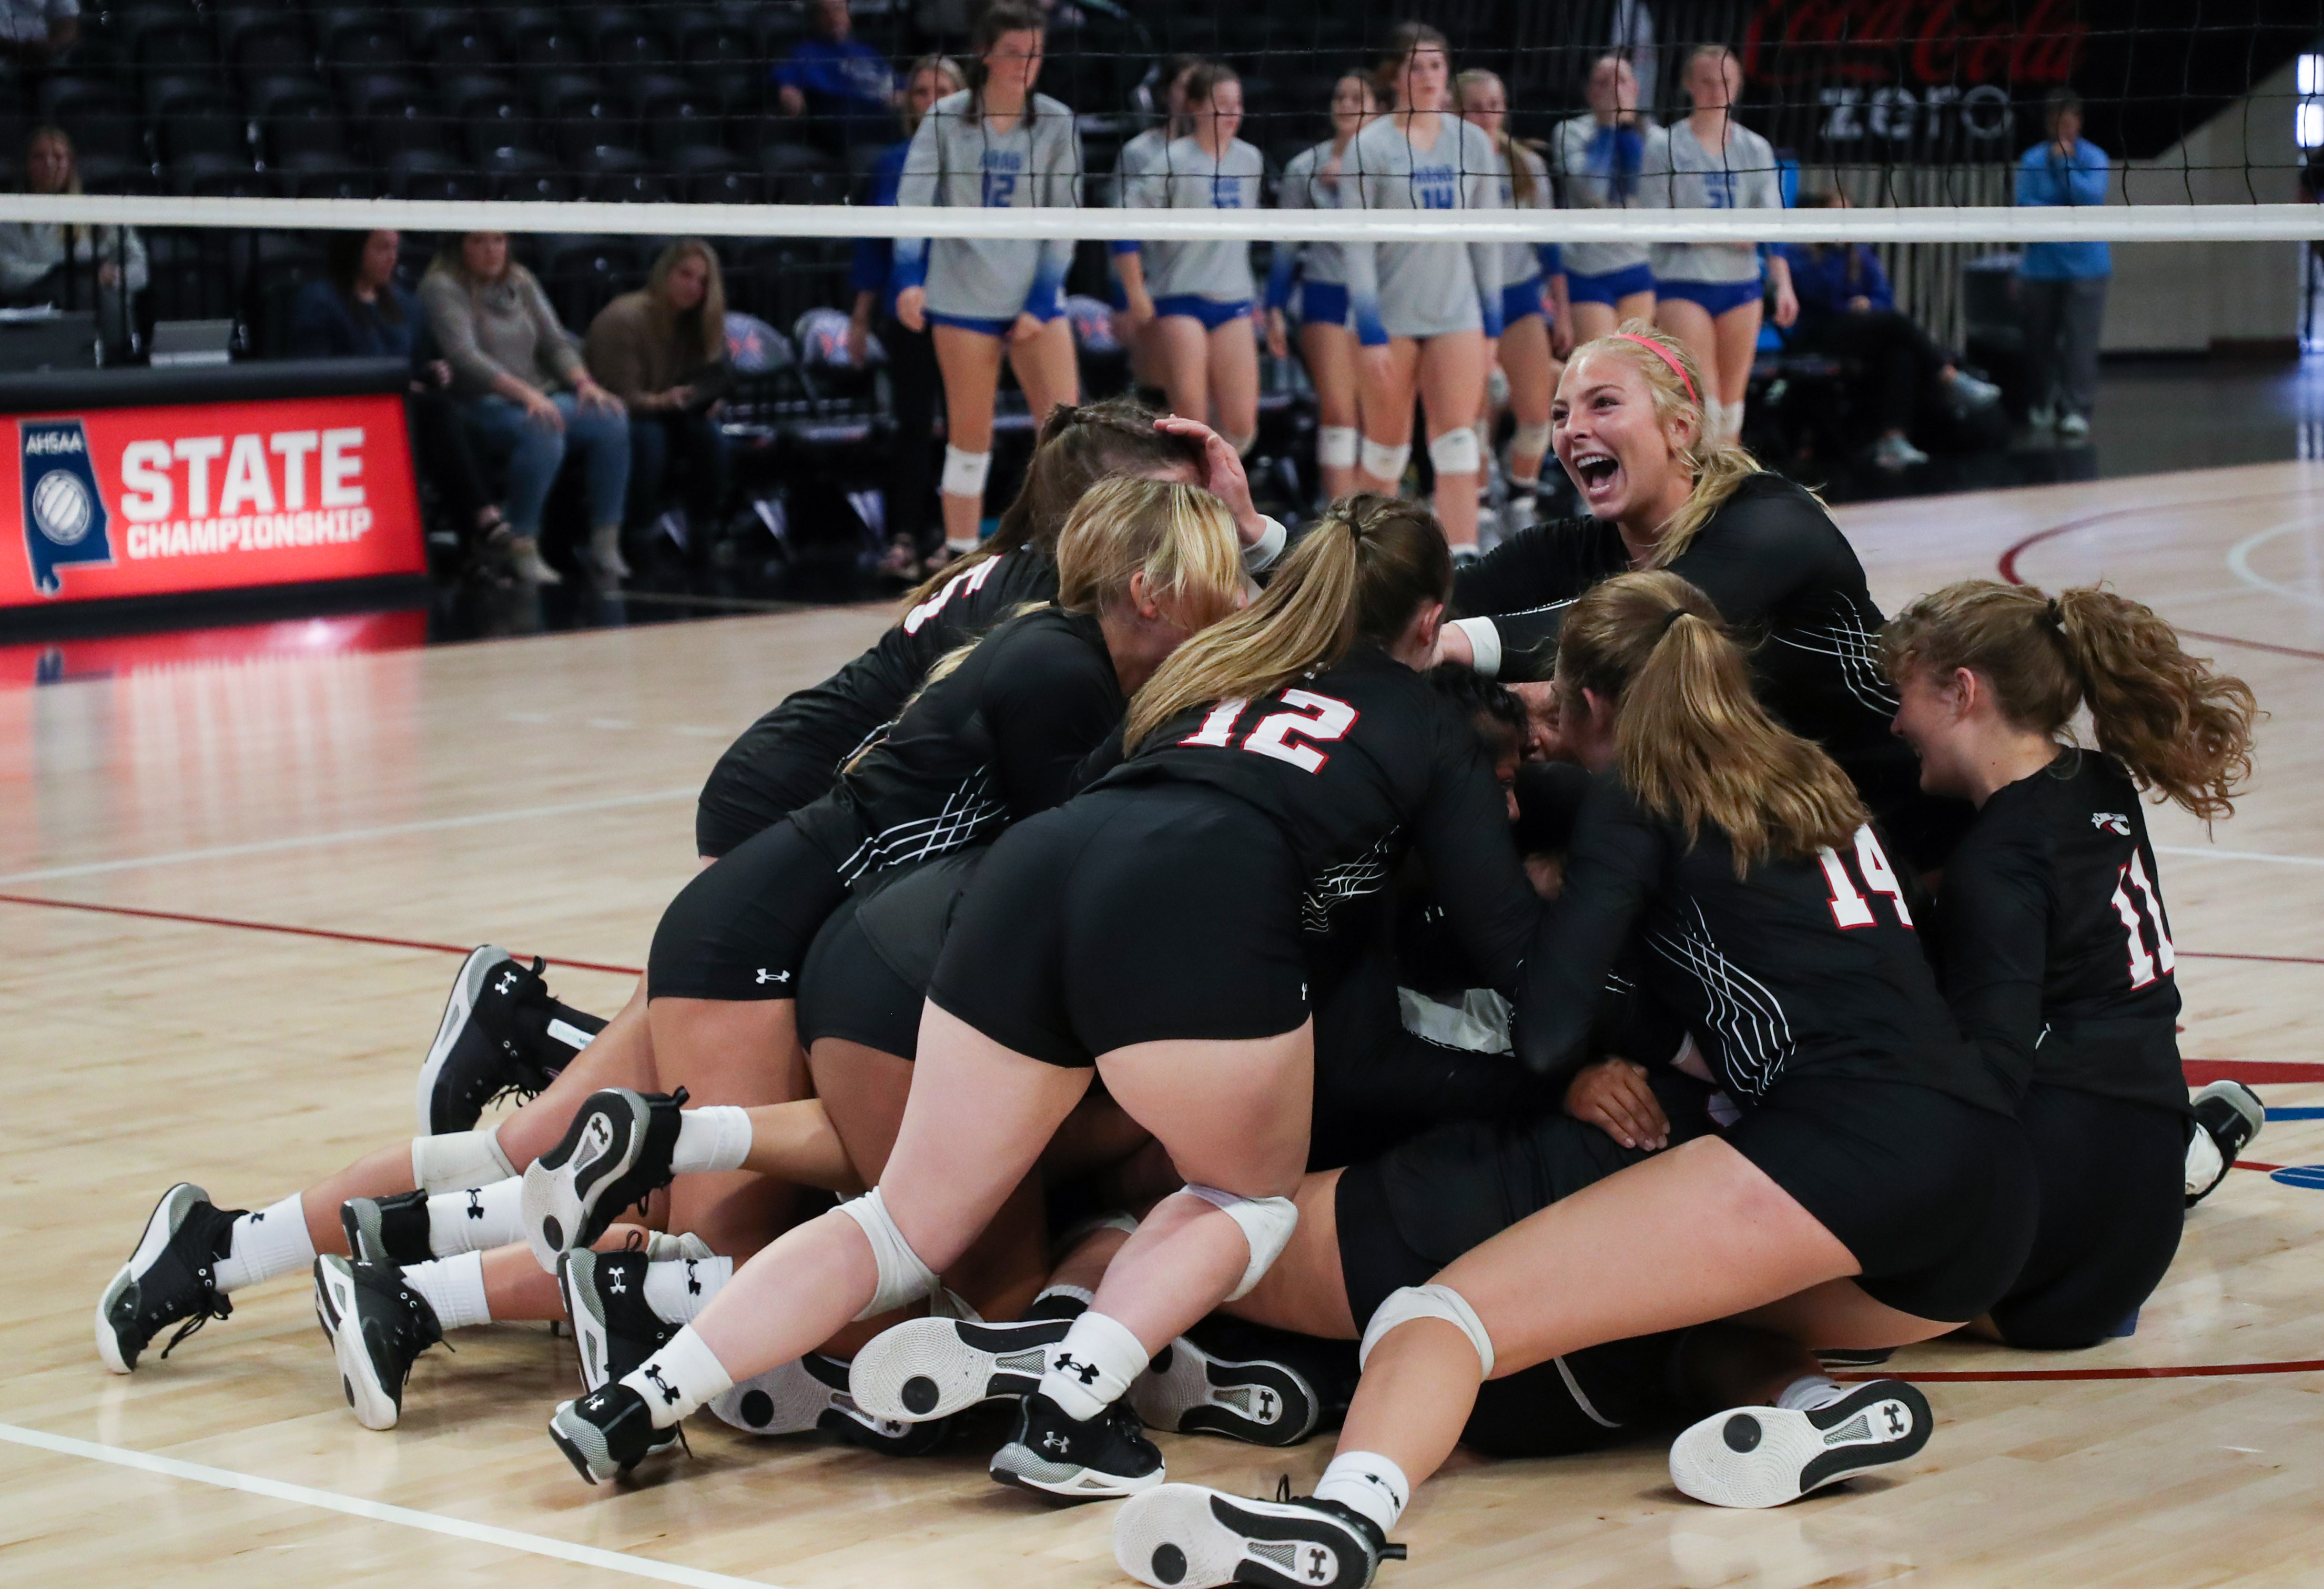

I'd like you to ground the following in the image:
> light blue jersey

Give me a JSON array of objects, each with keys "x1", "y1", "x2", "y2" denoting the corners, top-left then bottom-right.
[
  {"x1": 1341, "y1": 112, "x2": 1504, "y2": 346},
  {"x1": 1549, "y1": 112, "x2": 1652, "y2": 278},
  {"x1": 1639, "y1": 120, "x2": 1782, "y2": 286},
  {"x1": 1125, "y1": 135, "x2": 1266, "y2": 302},
  {"x1": 894, "y1": 89, "x2": 1083, "y2": 323}
]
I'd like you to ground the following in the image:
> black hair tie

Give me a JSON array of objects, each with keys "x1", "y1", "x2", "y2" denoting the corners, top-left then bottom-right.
[
  {"x1": 2042, "y1": 596, "x2": 2065, "y2": 632},
  {"x1": 1659, "y1": 608, "x2": 1689, "y2": 635}
]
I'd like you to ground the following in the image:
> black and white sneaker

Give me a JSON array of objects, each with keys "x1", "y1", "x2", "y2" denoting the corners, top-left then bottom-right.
[
  {"x1": 549, "y1": 1381, "x2": 668, "y2": 1485},
  {"x1": 559, "y1": 1248, "x2": 672, "y2": 1393},
  {"x1": 341, "y1": 1189, "x2": 434, "y2": 1267},
  {"x1": 520, "y1": 1086, "x2": 686, "y2": 1270},
  {"x1": 848, "y1": 1314, "x2": 1070, "y2": 1422},
  {"x1": 417, "y1": 948, "x2": 600, "y2": 1135},
  {"x1": 1114, "y1": 1483, "x2": 1404, "y2": 1589},
  {"x1": 1133, "y1": 1335, "x2": 1319, "y2": 1448},
  {"x1": 712, "y1": 1354, "x2": 953, "y2": 1456},
  {"x1": 95, "y1": 1183, "x2": 241, "y2": 1373},
  {"x1": 2188, "y1": 1080, "x2": 2266, "y2": 1207},
  {"x1": 990, "y1": 1391, "x2": 1164, "y2": 1501},
  {"x1": 1668, "y1": 1380, "x2": 1934, "y2": 1508},
  {"x1": 313, "y1": 1254, "x2": 444, "y2": 1431}
]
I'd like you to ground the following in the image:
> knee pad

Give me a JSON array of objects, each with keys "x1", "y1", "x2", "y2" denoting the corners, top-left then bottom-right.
[
  {"x1": 835, "y1": 1186, "x2": 940, "y2": 1318},
  {"x1": 1359, "y1": 1282, "x2": 1496, "y2": 1377},
  {"x1": 1316, "y1": 425, "x2": 1359, "y2": 469},
  {"x1": 1510, "y1": 419, "x2": 1553, "y2": 458},
  {"x1": 1427, "y1": 427, "x2": 1481, "y2": 477},
  {"x1": 1182, "y1": 1184, "x2": 1298, "y2": 1300},
  {"x1": 411, "y1": 1126, "x2": 516, "y2": 1196},
  {"x1": 1222, "y1": 429, "x2": 1256, "y2": 459},
  {"x1": 1358, "y1": 438, "x2": 1411, "y2": 483},
  {"x1": 940, "y1": 445, "x2": 992, "y2": 499}
]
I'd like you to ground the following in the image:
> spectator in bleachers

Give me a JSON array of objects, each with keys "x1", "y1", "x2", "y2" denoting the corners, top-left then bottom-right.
[
  {"x1": 850, "y1": 53, "x2": 966, "y2": 579},
  {"x1": 2015, "y1": 86, "x2": 2110, "y2": 442},
  {"x1": 0, "y1": 127, "x2": 145, "y2": 340},
  {"x1": 292, "y1": 228, "x2": 518, "y2": 569},
  {"x1": 774, "y1": 0, "x2": 900, "y2": 161},
  {"x1": 585, "y1": 239, "x2": 736, "y2": 572},
  {"x1": 1778, "y1": 191, "x2": 2001, "y2": 472},
  {"x1": 420, "y1": 231, "x2": 630, "y2": 588},
  {"x1": 0, "y1": 0, "x2": 76, "y2": 63}
]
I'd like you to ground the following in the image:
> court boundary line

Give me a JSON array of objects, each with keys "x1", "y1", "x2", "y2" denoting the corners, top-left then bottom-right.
[
  {"x1": 0, "y1": 893, "x2": 646, "y2": 977},
  {"x1": 0, "y1": 786, "x2": 698, "y2": 886},
  {"x1": 1994, "y1": 489, "x2": 2324, "y2": 663},
  {"x1": 1842, "y1": 1358, "x2": 2324, "y2": 1384},
  {"x1": 0, "y1": 1420, "x2": 782, "y2": 1588}
]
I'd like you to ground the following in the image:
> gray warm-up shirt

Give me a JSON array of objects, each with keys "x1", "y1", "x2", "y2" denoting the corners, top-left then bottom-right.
[
  {"x1": 1341, "y1": 112, "x2": 1504, "y2": 345},
  {"x1": 1549, "y1": 113, "x2": 1652, "y2": 279},
  {"x1": 1125, "y1": 135, "x2": 1266, "y2": 303},
  {"x1": 894, "y1": 89, "x2": 1082, "y2": 323},
  {"x1": 1640, "y1": 120, "x2": 1782, "y2": 286},
  {"x1": 1488, "y1": 140, "x2": 1556, "y2": 290},
  {"x1": 1274, "y1": 139, "x2": 1352, "y2": 290}
]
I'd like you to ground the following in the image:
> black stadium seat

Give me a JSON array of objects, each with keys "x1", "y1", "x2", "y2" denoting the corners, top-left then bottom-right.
[
  {"x1": 263, "y1": 100, "x2": 352, "y2": 168},
  {"x1": 159, "y1": 96, "x2": 252, "y2": 168},
  {"x1": 388, "y1": 149, "x2": 484, "y2": 201},
  {"x1": 171, "y1": 157, "x2": 275, "y2": 198},
  {"x1": 289, "y1": 164, "x2": 378, "y2": 199},
  {"x1": 422, "y1": 17, "x2": 503, "y2": 71},
  {"x1": 502, "y1": 11, "x2": 592, "y2": 69},
  {"x1": 589, "y1": 168, "x2": 681, "y2": 204},
  {"x1": 221, "y1": 13, "x2": 313, "y2": 86},
  {"x1": 676, "y1": 144, "x2": 758, "y2": 203},
  {"x1": 760, "y1": 140, "x2": 848, "y2": 205},
  {"x1": 641, "y1": 83, "x2": 722, "y2": 160},
  {"x1": 591, "y1": 12, "x2": 676, "y2": 70}
]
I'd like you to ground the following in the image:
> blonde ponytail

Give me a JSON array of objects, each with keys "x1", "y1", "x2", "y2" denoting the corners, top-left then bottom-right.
[
  {"x1": 1053, "y1": 475, "x2": 1244, "y2": 627},
  {"x1": 1124, "y1": 493, "x2": 1449, "y2": 751},
  {"x1": 1562, "y1": 571, "x2": 1866, "y2": 872}
]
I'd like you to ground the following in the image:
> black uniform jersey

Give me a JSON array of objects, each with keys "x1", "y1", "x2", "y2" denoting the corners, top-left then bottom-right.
[
  {"x1": 1091, "y1": 645, "x2": 1540, "y2": 993},
  {"x1": 1452, "y1": 474, "x2": 1932, "y2": 852},
  {"x1": 705, "y1": 550, "x2": 1062, "y2": 816},
  {"x1": 1932, "y1": 752, "x2": 2186, "y2": 1113},
  {"x1": 1518, "y1": 774, "x2": 2012, "y2": 1117},
  {"x1": 790, "y1": 605, "x2": 1119, "y2": 886}
]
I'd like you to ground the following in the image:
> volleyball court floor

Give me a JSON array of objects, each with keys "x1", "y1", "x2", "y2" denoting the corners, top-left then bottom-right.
[{"x1": 2, "y1": 460, "x2": 2320, "y2": 1588}]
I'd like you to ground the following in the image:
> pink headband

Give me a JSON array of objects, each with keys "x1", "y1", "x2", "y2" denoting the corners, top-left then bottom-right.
[{"x1": 1616, "y1": 333, "x2": 1697, "y2": 406}]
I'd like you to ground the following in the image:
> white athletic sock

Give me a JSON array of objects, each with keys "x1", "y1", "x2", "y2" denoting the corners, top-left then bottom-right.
[
  {"x1": 401, "y1": 1251, "x2": 492, "y2": 1331},
  {"x1": 1040, "y1": 1310, "x2": 1149, "y2": 1421},
  {"x1": 643, "y1": 1252, "x2": 733, "y2": 1325},
  {"x1": 411, "y1": 1126, "x2": 516, "y2": 1196},
  {"x1": 425, "y1": 1180, "x2": 524, "y2": 1257},
  {"x1": 622, "y1": 1324, "x2": 734, "y2": 1429},
  {"x1": 214, "y1": 1194, "x2": 316, "y2": 1292},
  {"x1": 1775, "y1": 1373, "x2": 1849, "y2": 1412},
  {"x1": 669, "y1": 1106, "x2": 754, "y2": 1175},
  {"x1": 1722, "y1": 400, "x2": 1746, "y2": 447},
  {"x1": 1315, "y1": 1450, "x2": 1409, "y2": 1534}
]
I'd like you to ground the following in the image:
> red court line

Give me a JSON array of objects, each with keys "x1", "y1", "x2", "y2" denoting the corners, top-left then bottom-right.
[
  {"x1": 1842, "y1": 1359, "x2": 2324, "y2": 1384},
  {"x1": 1996, "y1": 493, "x2": 2324, "y2": 663},
  {"x1": 0, "y1": 892, "x2": 644, "y2": 977}
]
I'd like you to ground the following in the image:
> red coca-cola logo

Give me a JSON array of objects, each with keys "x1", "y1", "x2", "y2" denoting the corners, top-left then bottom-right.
[{"x1": 1744, "y1": 0, "x2": 2086, "y2": 88}]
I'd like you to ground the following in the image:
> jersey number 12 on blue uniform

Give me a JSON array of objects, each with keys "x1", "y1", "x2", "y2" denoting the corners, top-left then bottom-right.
[
  {"x1": 1819, "y1": 825, "x2": 1913, "y2": 930},
  {"x1": 1180, "y1": 690, "x2": 1359, "y2": 773}
]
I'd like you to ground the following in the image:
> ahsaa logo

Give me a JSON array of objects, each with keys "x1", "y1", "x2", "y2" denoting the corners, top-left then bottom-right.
[{"x1": 19, "y1": 418, "x2": 113, "y2": 595}]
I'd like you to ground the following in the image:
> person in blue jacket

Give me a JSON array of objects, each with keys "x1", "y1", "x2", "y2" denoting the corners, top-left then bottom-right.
[
  {"x1": 2015, "y1": 87, "x2": 2111, "y2": 441},
  {"x1": 1778, "y1": 191, "x2": 2000, "y2": 472},
  {"x1": 848, "y1": 55, "x2": 966, "y2": 579},
  {"x1": 774, "y1": 0, "x2": 900, "y2": 157}
]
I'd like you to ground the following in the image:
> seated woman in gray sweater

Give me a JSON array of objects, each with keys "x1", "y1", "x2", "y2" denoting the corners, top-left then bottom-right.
[{"x1": 418, "y1": 232, "x2": 630, "y2": 586}]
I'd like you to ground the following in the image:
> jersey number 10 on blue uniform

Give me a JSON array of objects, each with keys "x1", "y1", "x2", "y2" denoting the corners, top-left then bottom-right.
[{"x1": 1180, "y1": 690, "x2": 1359, "y2": 773}]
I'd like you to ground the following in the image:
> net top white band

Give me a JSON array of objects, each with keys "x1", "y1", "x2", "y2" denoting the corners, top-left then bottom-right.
[{"x1": 4, "y1": 196, "x2": 2322, "y2": 243}]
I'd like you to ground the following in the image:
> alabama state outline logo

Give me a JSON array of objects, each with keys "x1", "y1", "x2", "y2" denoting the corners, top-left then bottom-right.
[{"x1": 20, "y1": 418, "x2": 113, "y2": 596}]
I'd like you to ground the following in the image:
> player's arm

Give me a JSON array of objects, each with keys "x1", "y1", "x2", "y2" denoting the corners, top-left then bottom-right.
[
  {"x1": 1515, "y1": 778, "x2": 1662, "y2": 1082},
  {"x1": 986, "y1": 631, "x2": 1130, "y2": 818},
  {"x1": 1931, "y1": 833, "x2": 2051, "y2": 1100}
]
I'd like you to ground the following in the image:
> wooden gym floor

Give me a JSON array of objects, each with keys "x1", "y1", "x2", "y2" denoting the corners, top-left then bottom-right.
[{"x1": 2, "y1": 459, "x2": 2321, "y2": 1589}]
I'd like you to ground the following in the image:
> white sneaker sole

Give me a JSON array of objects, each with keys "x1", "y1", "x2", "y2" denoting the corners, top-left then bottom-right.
[
  {"x1": 849, "y1": 1315, "x2": 1068, "y2": 1422},
  {"x1": 709, "y1": 1358, "x2": 842, "y2": 1435},
  {"x1": 95, "y1": 1182, "x2": 209, "y2": 1373},
  {"x1": 1132, "y1": 1337, "x2": 1317, "y2": 1447},
  {"x1": 413, "y1": 945, "x2": 509, "y2": 1133},
  {"x1": 521, "y1": 1092, "x2": 644, "y2": 1273},
  {"x1": 991, "y1": 1438, "x2": 1164, "y2": 1502},
  {"x1": 1114, "y1": 1485, "x2": 1372, "y2": 1589},
  {"x1": 1669, "y1": 1381, "x2": 1932, "y2": 1508},
  {"x1": 315, "y1": 1257, "x2": 401, "y2": 1431}
]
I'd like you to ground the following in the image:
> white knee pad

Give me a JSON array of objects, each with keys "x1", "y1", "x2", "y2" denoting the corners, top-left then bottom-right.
[
  {"x1": 411, "y1": 1127, "x2": 516, "y2": 1196},
  {"x1": 1222, "y1": 429, "x2": 1257, "y2": 459},
  {"x1": 1183, "y1": 1184, "x2": 1298, "y2": 1300},
  {"x1": 1358, "y1": 438, "x2": 1411, "y2": 483},
  {"x1": 940, "y1": 445, "x2": 992, "y2": 499},
  {"x1": 1359, "y1": 1283, "x2": 1496, "y2": 1377},
  {"x1": 1510, "y1": 419, "x2": 1553, "y2": 458},
  {"x1": 835, "y1": 1186, "x2": 940, "y2": 1318},
  {"x1": 1316, "y1": 424, "x2": 1359, "y2": 469},
  {"x1": 1427, "y1": 427, "x2": 1481, "y2": 477}
]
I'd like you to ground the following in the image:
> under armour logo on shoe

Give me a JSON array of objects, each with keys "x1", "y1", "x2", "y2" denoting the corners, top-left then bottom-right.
[
  {"x1": 643, "y1": 1364, "x2": 682, "y2": 1405},
  {"x1": 1052, "y1": 1352, "x2": 1102, "y2": 1385},
  {"x1": 685, "y1": 1262, "x2": 702, "y2": 1295},
  {"x1": 607, "y1": 1270, "x2": 628, "y2": 1294},
  {"x1": 1308, "y1": 1548, "x2": 1330, "y2": 1581},
  {"x1": 249, "y1": 1211, "x2": 265, "y2": 1222},
  {"x1": 1259, "y1": 1390, "x2": 1275, "y2": 1416},
  {"x1": 755, "y1": 967, "x2": 791, "y2": 985},
  {"x1": 495, "y1": 971, "x2": 519, "y2": 995},
  {"x1": 1042, "y1": 1431, "x2": 1070, "y2": 1453},
  {"x1": 465, "y1": 1190, "x2": 485, "y2": 1220},
  {"x1": 1883, "y1": 1403, "x2": 1906, "y2": 1436}
]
